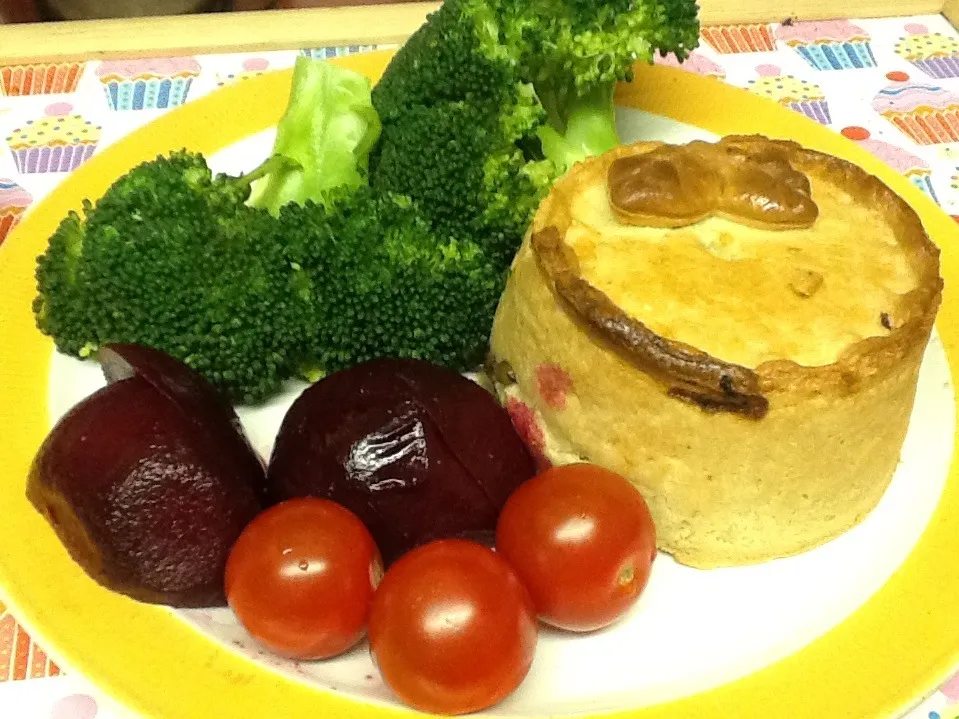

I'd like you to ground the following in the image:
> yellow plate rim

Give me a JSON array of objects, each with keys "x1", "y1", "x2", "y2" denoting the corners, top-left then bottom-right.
[{"x1": 0, "y1": 50, "x2": 958, "y2": 719}]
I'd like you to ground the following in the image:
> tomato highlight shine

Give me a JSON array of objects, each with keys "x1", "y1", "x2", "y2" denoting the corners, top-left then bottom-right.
[
  {"x1": 496, "y1": 463, "x2": 657, "y2": 632},
  {"x1": 225, "y1": 498, "x2": 382, "y2": 660},
  {"x1": 368, "y1": 539, "x2": 538, "y2": 715}
]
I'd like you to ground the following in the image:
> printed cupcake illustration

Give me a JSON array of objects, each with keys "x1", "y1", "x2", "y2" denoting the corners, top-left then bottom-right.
[
  {"x1": 1, "y1": 61, "x2": 86, "y2": 96},
  {"x1": 654, "y1": 50, "x2": 726, "y2": 79},
  {"x1": 873, "y1": 71, "x2": 959, "y2": 145},
  {"x1": 0, "y1": 178, "x2": 31, "y2": 246},
  {"x1": 301, "y1": 45, "x2": 377, "y2": 59},
  {"x1": 216, "y1": 58, "x2": 270, "y2": 87},
  {"x1": 841, "y1": 126, "x2": 938, "y2": 202},
  {"x1": 97, "y1": 57, "x2": 201, "y2": 111},
  {"x1": 776, "y1": 20, "x2": 876, "y2": 70},
  {"x1": 895, "y1": 23, "x2": 959, "y2": 79},
  {"x1": 747, "y1": 64, "x2": 830, "y2": 124},
  {"x1": 700, "y1": 24, "x2": 775, "y2": 54},
  {"x1": 6, "y1": 102, "x2": 101, "y2": 174}
]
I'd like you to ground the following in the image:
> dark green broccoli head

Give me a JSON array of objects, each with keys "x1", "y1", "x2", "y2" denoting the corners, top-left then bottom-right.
[
  {"x1": 34, "y1": 211, "x2": 89, "y2": 356},
  {"x1": 371, "y1": 0, "x2": 524, "y2": 121},
  {"x1": 500, "y1": 0, "x2": 700, "y2": 91},
  {"x1": 100, "y1": 150, "x2": 253, "y2": 213},
  {"x1": 376, "y1": 0, "x2": 700, "y2": 116},
  {"x1": 370, "y1": 95, "x2": 552, "y2": 266},
  {"x1": 34, "y1": 151, "x2": 313, "y2": 404},
  {"x1": 279, "y1": 186, "x2": 505, "y2": 375}
]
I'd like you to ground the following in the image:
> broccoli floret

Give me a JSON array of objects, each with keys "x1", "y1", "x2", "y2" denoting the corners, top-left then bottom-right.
[
  {"x1": 279, "y1": 186, "x2": 505, "y2": 375},
  {"x1": 370, "y1": 0, "x2": 700, "y2": 261},
  {"x1": 372, "y1": 96, "x2": 553, "y2": 266},
  {"x1": 512, "y1": 0, "x2": 698, "y2": 169},
  {"x1": 34, "y1": 151, "x2": 507, "y2": 401},
  {"x1": 35, "y1": 151, "x2": 313, "y2": 404},
  {"x1": 34, "y1": 56, "x2": 385, "y2": 404},
  {"x1": 34, "y1": 212, "x2": 89, "y2": 356},
  {"x1": 371, "y1": 0, "x2": 522, "y2": 118},
  {"x1": 34, "y1": 0, "x2": 703, "y2": 406},
  {"x1": 247, "y1": 55, "x2": 381, "y2": 216}
]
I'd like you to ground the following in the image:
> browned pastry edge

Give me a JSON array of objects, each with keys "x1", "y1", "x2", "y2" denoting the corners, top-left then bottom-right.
[
  {"x1": 526, "y1": 134, "x2": 944, "y2": 417},
  {"x1": 531, "y1": 226, "x2": 770, "y2": 418}
]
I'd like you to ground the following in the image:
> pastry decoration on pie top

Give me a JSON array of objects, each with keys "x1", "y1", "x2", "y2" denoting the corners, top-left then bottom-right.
[{"x1": 488, "y1": 134, "x2": 943, "y2": 568}]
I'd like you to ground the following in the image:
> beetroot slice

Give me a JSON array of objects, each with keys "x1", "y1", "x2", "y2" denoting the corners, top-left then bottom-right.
[
  {"x1": 98, "y1": 343, "x2": 266, "y2": 501},
  {"x1": 27, "y1": 344, "x2": 268, "y2": 607},
  {"x1": 266, "y1": 358, "x2": 535, "y2": 564}
]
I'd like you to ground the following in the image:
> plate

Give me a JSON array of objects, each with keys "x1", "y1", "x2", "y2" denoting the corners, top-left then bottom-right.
[{"x1": 1, "y1": 50, "x2": 958, "y2": 719}]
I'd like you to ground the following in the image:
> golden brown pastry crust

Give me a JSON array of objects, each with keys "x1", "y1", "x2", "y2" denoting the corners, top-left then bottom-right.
[
  {"x1": 607, "y1": 138, "x2": 819, "y2": 230},
  {"x1": 528, "y1": 136, "x2": 942, "y2": 415}
]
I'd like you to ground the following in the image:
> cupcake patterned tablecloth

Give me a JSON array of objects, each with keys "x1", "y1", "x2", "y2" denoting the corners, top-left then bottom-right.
[
  {"x1": 97, "y1": 58, "x2": 201, "y2": 111},
  {"x1": 2, "y1": 15, "x2": 959, "y2": 719}
]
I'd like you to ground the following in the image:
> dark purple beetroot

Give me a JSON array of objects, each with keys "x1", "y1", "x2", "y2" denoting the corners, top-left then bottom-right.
[
  {"x1": 27, "y1": 344, "x2": 265, "y2": 607},
  {"x1": 266, "y1": 358, "x2": 536, "y2": 564}
]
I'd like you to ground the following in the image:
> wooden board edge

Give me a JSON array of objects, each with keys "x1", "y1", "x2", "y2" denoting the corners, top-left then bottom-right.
[
  {"x1": 0, "y1": 3, "x2": 438, "y2": 64},
  {"x1": 703, "y1": 0, "x2": 944, "y2": 24},
  {"x1": 0, "y1": 0, "x2": 951, "y2": 65},
  {"x1": 944, "y1": 0, "x2": 959, "y2": 28}
]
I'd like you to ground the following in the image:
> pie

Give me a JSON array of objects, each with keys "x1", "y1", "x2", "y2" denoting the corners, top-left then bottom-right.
[{"x1": 488, "y1": 135, "x2": 943, "y2": 568}]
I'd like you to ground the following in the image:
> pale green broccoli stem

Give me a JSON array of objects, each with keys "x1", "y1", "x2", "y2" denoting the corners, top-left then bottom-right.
[
  {"x1": 236, "y1": 154, "x2": 302, "y2": 189},
  {"x1": 247, "y1": 56, "x2": 382, "y2": 216},
  {"x1": 535, "y1": 83, "x2": 620, "y2": 175}
]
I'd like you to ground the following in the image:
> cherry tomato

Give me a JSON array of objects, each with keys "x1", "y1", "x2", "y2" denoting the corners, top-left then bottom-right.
[
  {"x1": 225, "y1": 498, "x2": 382, "y2": 660},
  {"x1": 368, "y1": 539, "x2": 538, "y2": 715},
  {"x1": 496, "y1": 463, "x2": 657, "y2": 632}
]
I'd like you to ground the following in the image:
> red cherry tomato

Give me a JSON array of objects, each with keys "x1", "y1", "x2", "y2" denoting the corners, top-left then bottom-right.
[
  {"x1": 368, "y1": 539, "x2": 538, "y2": 715},
  {"x1": 225, "y1": 498, "x2": 382, "y2": 660},
  {"x1": 496, "y1": 463, "x2": 657, "y2": 632}
]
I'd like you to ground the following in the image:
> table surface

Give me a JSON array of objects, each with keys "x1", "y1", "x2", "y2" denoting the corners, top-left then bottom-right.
[{"x1": 2, "y1": 12, "x2": 959, "y2": 719}]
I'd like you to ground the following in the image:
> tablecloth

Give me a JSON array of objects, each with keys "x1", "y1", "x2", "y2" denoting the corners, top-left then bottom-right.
[{"x1": 2, "y1": 13, "x2": 959, "y2": 719}]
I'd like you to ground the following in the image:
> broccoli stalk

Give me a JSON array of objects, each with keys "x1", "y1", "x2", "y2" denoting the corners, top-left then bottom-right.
[
  {"x1": 535, "y1": 83, "x2": 620, "y2": 174},
  {"x1": 235, "y1": 154, "x2": 302, "y2": 189},
  {"x1": 247, "y1": 55, "x2": 381, "y2": 215}
]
